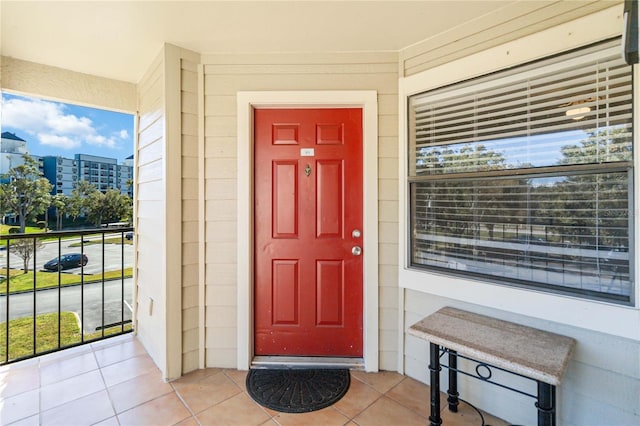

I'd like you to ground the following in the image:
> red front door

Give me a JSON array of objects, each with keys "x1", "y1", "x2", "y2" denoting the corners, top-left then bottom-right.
[{"x1": 254, "y1": 108, "x2": 363, "y2": 357}]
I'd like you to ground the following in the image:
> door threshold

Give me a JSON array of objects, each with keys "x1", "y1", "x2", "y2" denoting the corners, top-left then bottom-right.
[{"x1": 251, "y1": 356, "x2": 365, "y2": 370}]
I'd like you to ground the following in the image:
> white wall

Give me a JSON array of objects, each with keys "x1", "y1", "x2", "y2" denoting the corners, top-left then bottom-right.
[
  {"x1": 135, "y1": 44, "x2": 199, "y2": 380},
  {"x1": 0, "y1": 56, "x2": 135, "y2": 112},
  {"x1": 135, "y1": 48, "x2": 170, "y2": 378},
  {"x1": 398, "y1": 5, "x2": 639, "y2": 425},
  {"x1": 180, "y1": 55, "x2": 202, "y2": 373},
  {"x1": 202, "y1": 52, "x2": 398, "y2": 370}
]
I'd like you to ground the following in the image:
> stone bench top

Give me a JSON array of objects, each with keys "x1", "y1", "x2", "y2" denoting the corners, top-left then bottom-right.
[{"x1": 407, "y1": 307, "x2": 576, "y2": 386}]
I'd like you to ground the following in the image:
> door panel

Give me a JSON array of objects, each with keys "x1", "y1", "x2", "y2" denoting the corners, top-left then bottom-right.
[
  {"x1": 254, "y1": 108, "x2": 363, "y2": 357},
  {"x1": 272, "y1": 161, "x2": 298, "y2": 238},
  {"x1": 316, "y1": 160, "x2": 342, "y2": 238},
  {"x1": 316, "y1": 260, "x2": 344, "y2": 326},
  {"x1": 272, "y1": 260, "x2": 299, "y2": 325}
]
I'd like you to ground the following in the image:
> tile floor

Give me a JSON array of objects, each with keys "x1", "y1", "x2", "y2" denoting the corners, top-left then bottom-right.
[{"x1": 0, "y1": 334, "x2": 509, "y2": 425}]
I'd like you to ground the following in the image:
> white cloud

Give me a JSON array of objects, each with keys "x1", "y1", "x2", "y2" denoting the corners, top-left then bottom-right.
[
  {"x1": 87, "y1": 134, "x2": 116, "y2": 148},
  {"x1": 119, "y1": 129, "x2": 129, "y2": 139},
  {"x1": 39, "y1": 134, "x2": 81, "y2": 149},
  {"x1": 1, "y1": 97, "x2": 121, "y2": 151}
]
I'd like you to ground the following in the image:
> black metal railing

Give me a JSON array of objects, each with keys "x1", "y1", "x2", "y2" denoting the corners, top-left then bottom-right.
[{"x1": 0, "y1": 227, "x2": 134, "y2": 365}]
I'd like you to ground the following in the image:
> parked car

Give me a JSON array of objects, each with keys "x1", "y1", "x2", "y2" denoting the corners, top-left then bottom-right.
[
  {"x1": 44, "y1": 253, "x2": 88, "y2": 271},
  {"x1": 125, "y1": 232, "x2": 133, "y2": 240}
]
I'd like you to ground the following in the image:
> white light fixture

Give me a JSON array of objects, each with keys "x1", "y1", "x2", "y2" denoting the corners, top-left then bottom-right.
[
  {"x1": 563, "y1": 97, "x2": 598, "y2": 120},
  {"x1": 565, "y1": 106, "x2": 591, "y2": 120}
]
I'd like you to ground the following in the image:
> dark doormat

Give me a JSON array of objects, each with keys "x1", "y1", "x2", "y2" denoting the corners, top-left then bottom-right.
[{"x1": 246, "y1": 368, "x2": 350, "y2": 413}]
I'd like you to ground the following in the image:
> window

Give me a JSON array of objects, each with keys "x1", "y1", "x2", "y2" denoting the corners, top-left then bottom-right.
[{"x1": 407, "y1": 39, "x2": 634, "y2": 304}]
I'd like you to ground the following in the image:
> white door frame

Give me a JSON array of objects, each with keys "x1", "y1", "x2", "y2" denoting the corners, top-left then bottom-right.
[{"x1": 237, "y1": 91, "x2": 379, "y2": 371}]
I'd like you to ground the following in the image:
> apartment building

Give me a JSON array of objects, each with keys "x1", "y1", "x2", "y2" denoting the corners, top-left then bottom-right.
[
  {"x1": 41, "y1": 156, "x2": 78, "y2": 195},
  {"x1": 37, "y1": 154, "x2": 133, "y2": 196},
  {"x1": 0, "y1": 131, "x2": 29, "y2": 177}
]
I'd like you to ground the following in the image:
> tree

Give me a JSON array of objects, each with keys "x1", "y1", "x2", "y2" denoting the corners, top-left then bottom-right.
[
  {"x1": 70, "y1": 181, "x2": 131, "y2": 227},
  {"x1": 1, "y1": 155, "x2": 53, "y2": 233},
  {"x1": 68, "y1": 181, "x2": 93, "y2": 222},
  {"x1": 415, "y1": 144, "x2": 508, "y2": 240},
  {"x1": 99, "y1": 189, "x2": 131, "y2": 225},
  {"x1": 553, "y1": 127, "x2": 632, "y2": 248},
  {"x1": 50, "y1": 194, "x2": 70, "y2": 230},
  {"x1": 11, "y1": 238, "x2": 45, "y2": 274},
  {"x1": 0, "y1": 184, "x2": 8, "y2": 224},
  {"x1": 126, "y1": 178, "x2": 134, "y2": 197}
]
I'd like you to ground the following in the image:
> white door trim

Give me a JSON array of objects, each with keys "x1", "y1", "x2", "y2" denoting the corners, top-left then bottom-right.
[{"x1": 237, "y1": 91, "x2": 379, "y2": 371}]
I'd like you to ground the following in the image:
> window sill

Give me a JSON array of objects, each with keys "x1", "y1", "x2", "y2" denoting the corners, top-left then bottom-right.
[{"x1": 400, "y1": 266, "x2": 640, "y2": 341}]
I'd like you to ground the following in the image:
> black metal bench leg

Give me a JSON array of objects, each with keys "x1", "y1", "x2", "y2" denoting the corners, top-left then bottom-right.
[
  {"x1": 537, "y1": 381, "x2": 556, "y2": 426},
  {"x1": 429, "y1": 343, "x2": 442, "y2": 426},
  {"x1": 447, "y1": 349, "x2": 459, "y2": 412}
]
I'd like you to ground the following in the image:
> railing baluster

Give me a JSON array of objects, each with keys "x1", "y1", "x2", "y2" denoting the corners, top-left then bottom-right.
[
  {"x1": 33, "y1": 237, "x2": 37, "y2": 356},
  {"x1": 121, "y1": 231, "x2": 125, "y2": 333},
  {"x1": 5, "y1": 240, "x2": 10, "y2": 363},
  {"x1": 57, "y1": 237, "x2": 62, "y2": 350},
  {"x1": 101, "y1": 232, "x2": 105, "y2": 338},
  {"x1": 80, "y1": 236, "x2": 85, "y2": 343},
  {"x1": 0, "y1": 226, "x2": 133, "y2": 365}
]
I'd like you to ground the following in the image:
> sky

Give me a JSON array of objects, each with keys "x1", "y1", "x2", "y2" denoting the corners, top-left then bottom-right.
[{"x1": 1, "y1": 93, "x2": 134, "y2": 163}]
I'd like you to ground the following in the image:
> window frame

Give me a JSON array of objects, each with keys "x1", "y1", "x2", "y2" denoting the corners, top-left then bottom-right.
[
  {"x1": 407, "y1": 39, "x2": 634, "y2": 305},
  {"x1": 398, "y1": 12, "x2": 640, "y2": 341}
]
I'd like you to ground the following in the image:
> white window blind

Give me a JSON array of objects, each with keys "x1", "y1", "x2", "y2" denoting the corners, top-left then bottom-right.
[{"x1": 408, "y1": 39, "x2": 634, "y2": 304}]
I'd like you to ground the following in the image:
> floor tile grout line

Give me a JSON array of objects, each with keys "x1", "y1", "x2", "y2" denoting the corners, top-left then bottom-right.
[
  {"x1": 171, "y1": 370, "x2": 245, "y2": 418},
  {"x1": 39, "y1": 350, "x2": 102, "y2": 389},
  {"x1": 112, "y1": 387, "x2": 189, "y2": 423},
  {"x1": 380, "y1": 376, "x2": 432, "y2": 420},
  {"x1": 107, "y1": 377, "x2": 175, "y2": 416},
  {"x1": 219, "y1": 369, "x2": 284, "y2": 422},
  {"x1": 37, "y1": 356, "x2": 43, "y2": 426},
  {"x1": 5, "y1": 335, "x2": 506, "y2": 426},
  {"x1": 39, "y1": 339, "x2": 153, "y2": 422},
  {"x1": 94, "y1": 345, "x2": 123, "y2": 423},
  {"x1": 38, "y1": 387, "x2": 112, "y2": 423},
  {"x1": 170, "y1": 380, "x2": 203, "y2": 424},
  {"x1": 332, "y1": 380, "x2": 385, "y2": 421}
]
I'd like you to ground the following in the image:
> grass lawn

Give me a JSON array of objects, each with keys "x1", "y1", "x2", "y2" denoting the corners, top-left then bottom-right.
[
  {"x1": 0, "y1": 268, "x2": 133, "y2": 294},
  {"x1": 0, "y1": 311, "x2": 133, "y2": 361},
  {"x1": 0, "y1": 312, "x2": 81, "y2": 360},
  {"x1": 0, "y1": 224, "x2": 44, "y2": 235},
  {"x1": 0, "y1": 225, "x2": 132, "y2": 244}
]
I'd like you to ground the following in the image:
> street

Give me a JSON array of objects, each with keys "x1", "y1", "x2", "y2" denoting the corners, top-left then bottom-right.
[
  {"x1": 0, "y1": 236, "x2": 134, "y2": 333},
  {"x1": 0, "y1": 235, "x2": 134, "y2": 274},
  {"x1": 0, "y1": 278, "x2": 133, "y2": 333}
]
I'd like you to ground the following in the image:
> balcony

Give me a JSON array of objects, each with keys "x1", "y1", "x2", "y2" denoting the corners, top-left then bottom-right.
[
  {"x1": 0, "y1": 226, "x2": 514, "y2": 425},
  {"x1": 0, "y1": 228, "x2": 133, "y2": 365},
  {"x1": 0, "y1": 230, "x2": 507, "y2": 425},
  {"x1": 0, "y1": 334, "x2": 507, "y2": 425}
]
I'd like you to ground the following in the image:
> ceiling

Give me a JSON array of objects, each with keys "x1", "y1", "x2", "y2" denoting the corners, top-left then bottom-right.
[{"x1": 0, "y1": 1, "x2": 589, "y2": 83}]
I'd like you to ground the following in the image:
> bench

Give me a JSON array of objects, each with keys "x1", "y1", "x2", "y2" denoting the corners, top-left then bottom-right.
[{"x1": 408, "y1": 307, "x2": 576, "y2": 426}]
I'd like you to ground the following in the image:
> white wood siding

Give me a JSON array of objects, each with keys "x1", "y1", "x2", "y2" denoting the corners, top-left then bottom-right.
[
  {"x1": 398, "y1": 4, "x2": 639, "y2": 425},
  {"x1": 0, "y1": 56, "x2": 135, "y2": 112},
  {"x1": 400, "y1": 0, "x2": 622, "y2": 77},
  {"x1": 202, "y1": 52, "x2": 398, "y2": 369},
  {"x1": 403, "y1": 291, "x2": 640, "y2": 425},
  {"x1": 180, "y1": 57, "x2": 201, "y2": 373},
  {"x1": 135, "y1": 50, "x2": 169, "y2": 377}
]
